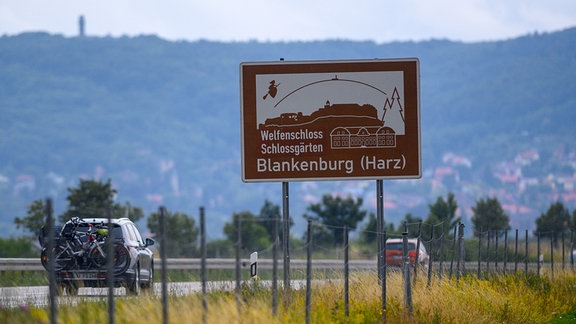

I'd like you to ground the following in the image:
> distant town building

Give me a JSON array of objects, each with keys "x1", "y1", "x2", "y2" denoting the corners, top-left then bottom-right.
[{"x1": 79, "y1": 15, "x2": 85, "y2": 37}]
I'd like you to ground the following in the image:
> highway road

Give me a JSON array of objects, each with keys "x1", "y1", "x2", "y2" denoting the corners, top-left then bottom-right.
[
  {"x1": 0, "y1": 257, "x2": 554, "y2": 308},
  {"x1": 0, "y1": 280, "x2": 312, "y2": 308},
  {"x1": 0, "y1": 281, "x2": 240, "y2": 308}
]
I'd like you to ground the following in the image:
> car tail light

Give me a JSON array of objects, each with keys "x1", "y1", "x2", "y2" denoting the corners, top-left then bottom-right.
[
  {"x1": 40, "y1": 249, "x2": 48, "y2": 269},
  {"x1": 409, "y1": 251, "x2": 417, "y2": 263}
]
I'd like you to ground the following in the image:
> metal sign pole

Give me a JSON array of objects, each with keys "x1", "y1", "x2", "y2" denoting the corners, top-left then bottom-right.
[
  {"x1": 377, "y1": 180, "x2": 382, "y2": 283},
  {"x1": 376, "y1": 179, "x2": 386, "y2": 323},
  {"x1": 272, "y1": 214, "x2": 278, "y2": 315},
  {"x1": 282, "y1": 181, "x2": 290, "y2": 303}
]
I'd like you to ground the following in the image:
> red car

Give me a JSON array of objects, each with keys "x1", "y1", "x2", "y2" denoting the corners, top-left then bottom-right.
[{"x1": 385, "y1": 238, "x2": 429, "y2": 268}]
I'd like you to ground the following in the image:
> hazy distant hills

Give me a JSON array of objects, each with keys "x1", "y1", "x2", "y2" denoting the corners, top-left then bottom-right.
[{"x1": 1, "y1": 28, "x2": 575, "y2": 237}]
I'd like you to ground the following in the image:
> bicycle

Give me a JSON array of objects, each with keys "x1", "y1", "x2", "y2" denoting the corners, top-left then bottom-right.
[
  {"x1": 41, "y1": 218, "x2": 87, "y2": 271},
  {"x1": 41, "y1": 218, "x2": 130, "y2": 273}
]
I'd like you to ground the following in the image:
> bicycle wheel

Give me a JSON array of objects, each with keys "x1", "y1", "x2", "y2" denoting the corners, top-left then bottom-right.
[
  {"x1": 43, "y1": 245, "x2": 74, "y2": 271},
  {"x1": 89, "y1": 245, "x2": 107, "y2": 268}
]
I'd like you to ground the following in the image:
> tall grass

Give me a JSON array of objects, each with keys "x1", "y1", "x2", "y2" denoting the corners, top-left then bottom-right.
[{"x1": 2, "y1": 270, "x2": 575, "y2": 323}]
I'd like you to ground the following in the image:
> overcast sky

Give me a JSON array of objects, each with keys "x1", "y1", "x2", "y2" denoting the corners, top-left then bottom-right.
[{"x1": 1, "y1": 0, "x2": 575, "y2": 43}]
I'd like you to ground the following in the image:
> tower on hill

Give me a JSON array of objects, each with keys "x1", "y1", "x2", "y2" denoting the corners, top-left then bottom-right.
[{"x1": 78, "y1": 15, "x2": 85, "y2": 37}]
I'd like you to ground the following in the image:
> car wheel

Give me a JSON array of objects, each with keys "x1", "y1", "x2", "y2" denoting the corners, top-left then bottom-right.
[{"x1": 127, "y1": 266, "x2": 140, "y2": 296}]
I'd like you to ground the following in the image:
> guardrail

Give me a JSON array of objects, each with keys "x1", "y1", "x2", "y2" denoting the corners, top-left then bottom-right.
[
  {"x1": 0, "y1": 258, "x2": 551, "y2": 273},
  {"x1": 0, "y1": 258, "x2": 378, "y2": 272},
  {"x1": 0, "y1": 258, "x2": 46, "y2": 271}
]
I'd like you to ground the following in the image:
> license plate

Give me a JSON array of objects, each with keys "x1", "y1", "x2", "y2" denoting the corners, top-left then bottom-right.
[{"x1": 74, "y1": 272, "x2": 98, "y2": 279}]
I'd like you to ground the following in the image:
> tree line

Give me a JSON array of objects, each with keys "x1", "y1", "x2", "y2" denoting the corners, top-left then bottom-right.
[{"x1": 6, "y1": 179, "x2": 576, "y2": 258}]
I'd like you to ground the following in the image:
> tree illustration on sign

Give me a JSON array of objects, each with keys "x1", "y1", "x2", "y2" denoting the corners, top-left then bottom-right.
[{"x1": 382, "y1": 87, "x2": 405, "y2": 135}]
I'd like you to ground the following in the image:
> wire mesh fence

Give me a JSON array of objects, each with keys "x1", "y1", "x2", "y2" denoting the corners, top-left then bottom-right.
[{"x1": 30, "y1": 199, "x2": 576, "y2": 323}]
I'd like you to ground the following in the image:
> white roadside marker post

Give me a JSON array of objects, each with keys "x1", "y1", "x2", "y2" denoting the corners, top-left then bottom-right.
[{"x1": 250, "y1": 252, "x2": 258, "y2": 279}]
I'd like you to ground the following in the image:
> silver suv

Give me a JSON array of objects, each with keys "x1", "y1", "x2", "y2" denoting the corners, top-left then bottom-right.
[{"x1": 41, "y1": 217, "x2": 155, "y2": 295}]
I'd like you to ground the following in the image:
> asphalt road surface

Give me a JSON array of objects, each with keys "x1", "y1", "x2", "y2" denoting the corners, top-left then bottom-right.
[
  {"x1": 0, "y1": 281, "x2": 236, "y2": 308},
  {"x1": 0, "y1": 280, "x2": 310, "y2": 308}
]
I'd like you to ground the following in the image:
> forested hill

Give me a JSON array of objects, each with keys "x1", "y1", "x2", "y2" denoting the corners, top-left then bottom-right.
[{"x1": 1, "y1": 28, "x2": 575, "y2": 237}]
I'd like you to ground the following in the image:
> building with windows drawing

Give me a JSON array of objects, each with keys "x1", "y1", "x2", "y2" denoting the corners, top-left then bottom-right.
[{"x1": 330, "y1": 126, "x2": 396, "y2": 149}]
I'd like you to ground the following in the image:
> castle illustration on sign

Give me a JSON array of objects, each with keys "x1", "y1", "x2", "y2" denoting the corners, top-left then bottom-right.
[{"x1": 258, "y1": 75, "x2": 405, "y2": 150}]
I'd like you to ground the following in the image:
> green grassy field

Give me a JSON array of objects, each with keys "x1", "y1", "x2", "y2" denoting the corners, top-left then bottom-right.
[{"x1": 2, "y1": 270, "x2": 576, "y2": 323}]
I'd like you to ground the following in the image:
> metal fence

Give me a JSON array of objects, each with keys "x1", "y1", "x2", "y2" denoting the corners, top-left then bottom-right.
[{"x1": 7, "y1": 199, "x2": 576, "y2": 324}]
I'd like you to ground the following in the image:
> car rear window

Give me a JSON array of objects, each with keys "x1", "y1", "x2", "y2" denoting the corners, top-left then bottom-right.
[
  {"x1": 76, "y1": 222, "x2": 123, "y2": 239},
  {"x1": 110, "y1": 225, "x2": 123, "y2": 239},
  {"x1": 386, "y1": 242, "x2": 416, "y2": 250}
]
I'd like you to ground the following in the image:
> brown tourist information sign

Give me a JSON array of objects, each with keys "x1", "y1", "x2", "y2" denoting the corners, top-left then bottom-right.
[{"x1": 240, "y1": 59, "x2": 421, "y2": 182}]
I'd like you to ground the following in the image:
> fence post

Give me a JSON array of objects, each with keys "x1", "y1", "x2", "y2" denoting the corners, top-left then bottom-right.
[
  {"x1": 427, "y1": 226, "x2": 434, "y2": 288},
  {"x1": 106, "y1": 207, "x2": 115, "y2": 324},
  {"x1": 402, "y1": 230, "x2": 413, "y2": 320},
  {"x1": 503, "y1": 230, "x2": 508, "y2": 275},
  {"x1": 235, "y1": 213, "x2": 242, "y2": 305},
  {"x1": 570, "y1": 230, "x2": 574, "y2": 271},
  {"x1": 456, "y1": 223, "x2": 464, "y2": 281},
  {"x1": 537, "y1": 232, "x2": 541, "y2": 276},
  {"x1": 525, "y1": 230, "x2": 529, "y2": 276},
  {"x1": 550, "y1": 233, "x2": 554, "y2": 279},
  {"x1": 382, "y1": 230, "x2": 387, "y2": 323},
  {"x1": 439, "y1": 223, "x2": 445, "y2": 278},
  {"x1": 495, "y1": 230, "x2": 499, "y2": 273},
  {"x1": 449, "y1": 226, "x2": 457, "y2": 279},
  {"x1": 46, "y1": 198, "x2": 57, "y2": 324},
  {"x1": 477, "y1": 229, "x2": 482, "y2": 279},
  {"x1": 486, "y1": 231, "x2": 491, "y2": 275},
  {"x1": 514, "y1": 229, "x2": 519, "y2": 273},
  {"x1": 200, "y1": 207, "x2": 207, "y2": 323},
  {"x1": 159, "y1": 206, "x2": 168, "y2": 324},
  {"x1": 344, "y1": 225, "x2": 349, "y2": 317},
  {"x1": 562, "y1": 231, "x2": 565, "y2": 270}
]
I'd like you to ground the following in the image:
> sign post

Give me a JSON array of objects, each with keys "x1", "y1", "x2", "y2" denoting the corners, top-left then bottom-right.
[{"x1": 240, "y1": 59, "x2": 421, "y2": 312}]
